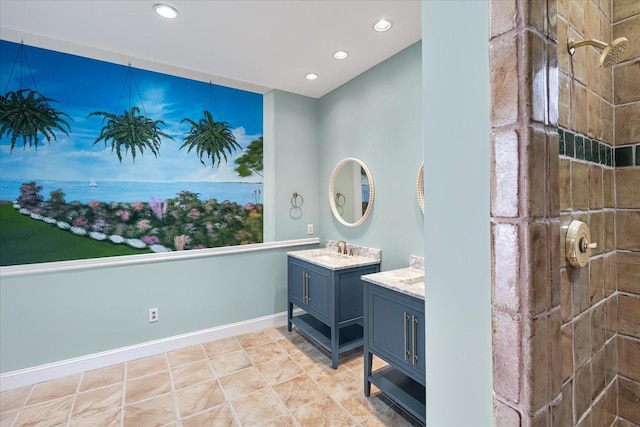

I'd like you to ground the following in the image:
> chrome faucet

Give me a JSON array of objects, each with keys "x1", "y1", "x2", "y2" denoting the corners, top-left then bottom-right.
[{"x1": 336, "y1": 240, "x2": 347, "y2": 255}]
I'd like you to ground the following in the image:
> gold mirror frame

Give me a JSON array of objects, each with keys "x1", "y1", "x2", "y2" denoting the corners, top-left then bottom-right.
[
  {"x1": 328, "y1": 157, "x2": 375, "y2": 227},
  {"x1": 417, "y1": 162, "x2": 424, "y2": 213}
]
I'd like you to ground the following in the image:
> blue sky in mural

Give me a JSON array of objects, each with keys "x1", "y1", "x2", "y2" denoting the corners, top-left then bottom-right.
[{"x1": 0, "y1": 40, "x2": 263, "y2": 187}]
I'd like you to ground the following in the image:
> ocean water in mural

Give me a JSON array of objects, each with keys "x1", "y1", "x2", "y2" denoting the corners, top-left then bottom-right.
[
  {"x1": 0, "y1": 180, "x2": 262, "y2": 205},
  {"x1": 0, "y1": 40, "x2": 264, "y2": 266}
]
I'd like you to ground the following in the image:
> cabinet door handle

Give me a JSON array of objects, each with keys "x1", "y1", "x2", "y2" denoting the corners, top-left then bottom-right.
[
  {"x1": 306, "y1": 273, "x2": 311, "y2": 303},
  {"x1": 412, "y1": 315, "x2": 419, "y2": 366},
  {"x1": 404, "y1": 312, "x2": 410, "y2": 360},
  {"x1": 302, "y1": 272, "x2": 308, "y2": 303}
]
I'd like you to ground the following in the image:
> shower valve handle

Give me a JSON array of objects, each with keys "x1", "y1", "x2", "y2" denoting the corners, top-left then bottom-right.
[{"x1": 579, "y1": 237, "x2": 597, "y2": 253}]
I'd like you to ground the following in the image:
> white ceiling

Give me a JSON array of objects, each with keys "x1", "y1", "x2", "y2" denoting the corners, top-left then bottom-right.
[{"x1": 0, "y1": 0, "x2": 422, "y2": 98}]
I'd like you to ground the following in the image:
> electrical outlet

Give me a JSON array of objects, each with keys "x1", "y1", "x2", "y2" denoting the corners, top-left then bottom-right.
[
  {"x1": 307, "y1": 224, "x2": 314, "y2": 235},
  {"x1": 148, "y1": 308, "x2": 159, "y2": 323}
]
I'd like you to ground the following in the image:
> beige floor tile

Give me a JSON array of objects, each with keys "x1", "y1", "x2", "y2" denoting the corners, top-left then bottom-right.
[
  {"x1": 69, "y1": 407, "x2": 122, "y2": 427},
  {"x1": 236, "y1": 331, "x2": 273, "y2": 349},
  {"x1": 71, "y1": 383, "x2": 122, "y2": 420},
  {"x1": 181, "y1": 403, "x2": 238, "y2": 427},
  {"x1": 271, "y1": 373, "x2": 327, "y2": 411},
  {"x1": 209, "y1": 349, "x2": 252, "y2": 376},
  {"x1": 372, "y1": 357, "x2": 389, "y2": 371},
  {"x1": 79, "y1": 364, "x2": 124, "y2": 392},
  {"x1": 262, "y1": 325, "x2": 298, "y2": 342},
  {"x1": 170, "y1": 360, "x2": 215, "y2": 390},
  {"x1": 292, "y1": 396, "x2": 357, "y2": 427},
  {"x1": 126, "y1": 354, "x2": 168, "y2": 379},
  {"x1": 342, "y1": 353, "x2": 365, "y2": 374},
  {"x1": 218, "y1": 367, "x2": 267, "y2": 400},
  {"x1": 308, "y1": 363, "x2": 360, "y2": 394},
  {"x1": 6, "y1": 326, "x2": 417, "y2": 426},
  {"x1": 167, "y1": 345, "x2": 206, "y2": 367},
  {"x1": 258, "y1": 413, "x2": 298, "y2": 427},
  {"x1": 289, "y1": 347, "x2": 331, "y2": 371},
  {"x1": 245, "y1": 341, "x2": 288, "y2": 366},
  {"x1": 123, "y1": 393, "x2": 175, "y2": 427},
  {"x1": 13, "y1": 396, "x2": 74, "y2": 427},
  {"x1": 26, "y1": 374, "x2": 80, "y2": 406},
  {"x1": 331, "y1": 386, "x2": 393, "y2": 423},
  {"x1": 174, "y1": 379, "x2": 226, "y2": 419},
  {"x1": 125, "y1": 371, "x2": 171, "y2": 405},
  {"x1": 0, "y1": 385, "x2": 31, "y2": 413},
  {"x1": 229, "y1": 388, "x2": 288, "y2": 427},
  {"x1": 256, "y1": 355, "x2": 304, "y2": 385},
  {"x1": 0, "y1": 410, "x2": 18, "y2": 427},
  {"x1": 276, "y1": 333, "x2": 317, "y2": 354},
  {"x1": 202, "y1": 337, "x2": 242, "y2": 358},
  {"x1": 361, "y1": 407, "x2": 420, "y2": 427},
  {"x1": 341, "y1": 379, "x2": 381, "y2": 397}
]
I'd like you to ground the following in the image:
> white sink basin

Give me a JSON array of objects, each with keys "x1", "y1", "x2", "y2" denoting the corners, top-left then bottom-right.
[{"x1": 288, "y1": 248, "x2": 380, "y2": 270}]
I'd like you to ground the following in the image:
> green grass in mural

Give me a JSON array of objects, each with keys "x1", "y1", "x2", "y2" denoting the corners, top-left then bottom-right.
[{"x1": 0, "y1": 203, "x2": 150, "y2": 266}]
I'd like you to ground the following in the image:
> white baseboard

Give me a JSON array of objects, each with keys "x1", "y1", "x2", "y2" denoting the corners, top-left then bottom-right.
[{"x1": 0, "y1": 310, "x2": 298, "y2": 392}]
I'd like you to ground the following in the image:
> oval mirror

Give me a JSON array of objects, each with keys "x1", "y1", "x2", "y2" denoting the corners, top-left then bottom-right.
[
  {"x1": 328, "y1": 158, "x2": 375, "y2": 227},
  {"x1": 417, "y1": 162, "x2": 424, "y2": 213}
]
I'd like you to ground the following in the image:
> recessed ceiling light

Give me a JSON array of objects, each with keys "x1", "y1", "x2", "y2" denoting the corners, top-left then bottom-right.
[
  {"x1": 333, "y1": 51, "x2": 349, "y2": 60},
  {"x1": 154, "y1": 4, "x2": 178, "y2": 19},
  {"x1": 305, "y1": 73, "x2": 319, "y2": 80},
  {"x1": 373, "y1": 19, "x2": 392, "y2": 32}
]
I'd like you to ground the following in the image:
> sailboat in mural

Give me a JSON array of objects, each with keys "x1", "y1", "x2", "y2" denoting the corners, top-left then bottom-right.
[{"x1": 89, "y1": 178, "x2": 98, "y2": 187}]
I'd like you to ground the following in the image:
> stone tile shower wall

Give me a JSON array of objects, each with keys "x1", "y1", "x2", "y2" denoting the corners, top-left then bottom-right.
[
  {"x1": 491, "y1": 0, "x2": 639, "y2": 425},
  {"x1": 557, "y1": 0, "x2": 619, "y2": 426},
  {"x1": 490, "y1": 0, "x2": 561, "y2": 425},
  {"x1": 612, "y1": 2, "x2": 640, "y2": 426}
]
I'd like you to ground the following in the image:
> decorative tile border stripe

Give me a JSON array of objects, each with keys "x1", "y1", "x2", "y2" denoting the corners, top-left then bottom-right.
[{"x1": 558, "y1": 128, "x2": 640, "y2": 167}]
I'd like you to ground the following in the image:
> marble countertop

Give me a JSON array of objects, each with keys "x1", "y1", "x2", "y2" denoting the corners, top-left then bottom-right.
[
  {"x1": 287, "y1": 248, "x2": 381, "y2": 271},
  {"x1": 361, "y1": 256, "x2": 425, "y2": 300}
]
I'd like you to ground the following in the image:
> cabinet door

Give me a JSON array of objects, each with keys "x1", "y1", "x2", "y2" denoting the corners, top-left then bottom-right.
[
  {"x1": 306, "y1": 267, "x2": 330, "y2": 319},
  {"x1": 288, "y1": 260, "x2": 306, "y2": 305},
  {"x1": 367, "y1": 287, "x2": 412, "y2": 373}
]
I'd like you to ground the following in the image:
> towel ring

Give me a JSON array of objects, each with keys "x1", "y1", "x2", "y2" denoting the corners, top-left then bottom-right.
[
  {"x1": 335, "y1": 192, "x2": 346, "y2": 207},
  {"x1": 291, "y1": 192, "x2": 304, "y2": 208}
]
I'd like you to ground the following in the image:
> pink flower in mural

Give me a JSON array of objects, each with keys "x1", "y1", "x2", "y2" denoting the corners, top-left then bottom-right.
[
  {"x1": 174, "y1": 234, "x2": 187, "y2": 250},
  {"x1": 141, "y1": 235, "x2": 160, "y2": 245},
  {"x1": 130, "y1": 201, "x2": 144, "y2": 211},
  {"x1": 72, "y1": 216, "x2": 89, "y2": 229},
  {"x1": 136, "y1": 219, "x2": 151, "y2": 231},
  {"x1": 88, "y1": 200, "x2": 101, "y2": 209},
  {"x1": 187, "y1": 208, "x2": 200, "y2": 219},
  {"x1": 115, "y1": 209, "x2": 130, "y2": 221},
  {"x1": 150, "y1": 196, "x2": 168, "y2": 221},
  {"x1": 244, "y1": 203, "x2": 254, "y2": 210}
]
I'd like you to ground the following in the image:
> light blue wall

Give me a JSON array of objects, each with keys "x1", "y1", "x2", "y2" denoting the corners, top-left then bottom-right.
[
  {"x1": 0, "y1": 245, "x2": 318, "y2": 373},
  {"x1": 318, "y1": 42, "x2": 424, "y2": 270},
  {"x1": 0, "y1": 39, "x2": 424, "y2": 374},
  {"x1": 264, "y1": 90, "x2": 320, "y2": 242},
  {"x1": 422, "y1": 1, "x2": 493, "y2": 425}
]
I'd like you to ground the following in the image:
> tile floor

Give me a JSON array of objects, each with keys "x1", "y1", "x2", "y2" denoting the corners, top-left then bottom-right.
[{"x1": 0, "y1": 325, "x2": 423, "y2": 426}]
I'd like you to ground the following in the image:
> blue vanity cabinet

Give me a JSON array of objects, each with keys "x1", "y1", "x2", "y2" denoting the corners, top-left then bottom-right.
[
  {"x1": 287, "y1": 255, "x2": 380, "y2": 369},
  {"x1": 363, "y1": 282, "x2": 425, "y2": 424}
]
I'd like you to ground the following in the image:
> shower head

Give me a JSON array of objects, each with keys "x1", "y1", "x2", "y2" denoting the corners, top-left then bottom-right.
[{"x1": 568, "y1": 37, "x2": 629, "y2": 68}]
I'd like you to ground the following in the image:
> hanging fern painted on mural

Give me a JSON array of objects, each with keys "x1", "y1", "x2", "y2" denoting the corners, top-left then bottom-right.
[
  {"x1": 89, "y1": 107, "x2": 173, "y2": 163},
  {"x1": 180, "y1": 110, "x2": 241, "y2": 168},
  {"x1": 0, "y1": 89, "x2": 71, "y2": 152}
]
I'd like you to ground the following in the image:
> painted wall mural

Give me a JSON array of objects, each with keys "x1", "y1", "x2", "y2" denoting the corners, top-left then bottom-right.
[{"x1": 0, "y1": 40, "x2": 263, "y2": 266}]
